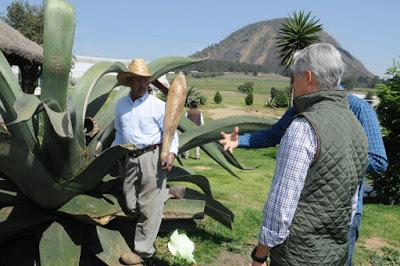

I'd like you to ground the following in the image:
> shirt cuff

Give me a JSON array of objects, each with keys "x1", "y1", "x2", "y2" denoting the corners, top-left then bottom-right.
[
  {"x1": 258, "y1": 224, "x2": 289, "y2": 248},
  {"x1": 168, "y1": 145, "x2": 178, "y2": 156}
]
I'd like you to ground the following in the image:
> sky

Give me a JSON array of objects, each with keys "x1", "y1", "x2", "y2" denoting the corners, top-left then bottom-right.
[{"x1": 1, "y1": 0, "x2": 399, "y2": 77}]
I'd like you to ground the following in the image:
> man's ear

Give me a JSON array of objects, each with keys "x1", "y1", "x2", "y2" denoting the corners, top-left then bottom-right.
[{"x1": 304, "y1": 70, "x2": 313, "y2": 83}]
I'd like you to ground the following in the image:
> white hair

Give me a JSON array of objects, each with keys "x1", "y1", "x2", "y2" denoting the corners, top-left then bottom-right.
[{"x1": 292, "y1": 43, "x2": 344, "y2": 90}]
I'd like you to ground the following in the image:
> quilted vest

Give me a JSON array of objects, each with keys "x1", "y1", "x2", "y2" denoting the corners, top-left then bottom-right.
[{"x1": 270, "y1": 90, "x2": 368, "y2": 266}]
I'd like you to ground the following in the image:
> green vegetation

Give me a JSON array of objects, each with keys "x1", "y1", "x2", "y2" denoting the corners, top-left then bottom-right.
[
  {"x1": 270, "y1": 87, "x2": 290, "y2": 108},
  {"x1": 372, "y1": 60, "x2": 400, "y2": 204},
  {"x1": 213, "y1": 91, "x2": 222, "y2": 104},
  {"x1": 245, "y1": 91, "x2": 253, "y2": 106},
  {"x1": 276, "y1": 10, "x2": 322, "y2": 69},
  {"x1": 3, "y1": 0, "x2": 44, "y2": 44},
  {"x1": 238, "y1": 81, "x2": 254, "y2": 94}
]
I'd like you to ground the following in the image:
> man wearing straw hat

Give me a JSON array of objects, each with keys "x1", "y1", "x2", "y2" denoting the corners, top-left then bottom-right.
[{"x1": 113, "y1": 58, "x2": 178, "y2": 265}]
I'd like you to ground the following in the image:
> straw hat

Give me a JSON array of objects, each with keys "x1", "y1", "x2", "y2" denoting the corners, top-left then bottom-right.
[{"x1": 117, "y1": 58, "x2": 151, "y2": 85}]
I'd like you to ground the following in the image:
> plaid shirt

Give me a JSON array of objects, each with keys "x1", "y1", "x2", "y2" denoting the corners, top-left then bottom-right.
[
  {"x1": 240, "y1": 94, "x2": 388, "y2": 215},
  {"x1": 259, "y1": 117, "x2": 317, "y2": 247}
]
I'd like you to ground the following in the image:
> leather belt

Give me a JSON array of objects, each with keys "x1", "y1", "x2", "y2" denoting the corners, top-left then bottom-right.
[{"x1": 128, "y1": 143, "x2": 161, "y2": 158}]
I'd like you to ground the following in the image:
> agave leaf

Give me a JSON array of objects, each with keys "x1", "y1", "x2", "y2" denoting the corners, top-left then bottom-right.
[
  {"x1": 9, "y1": 93, "x2": 42, "y2": 124},
  {"x1": 60, "y1": 144, "x2": 136, "y2": 193},
  {"x1": 0, "y1": 139, "x2": 76, "y2": 208},
  {"x1": 88, "y1": 226, "x2": 131, "y2": 265},
  {"x1": 0, "y1": 52, "x2": 36, "y2": 150},
  {"x1": 87, "y1": 87, "x2": 130, "y2": 156},
  {"x1": 201, "y1": 142, "x2": 240, "y2": 179},
  {"x1": 71, "y1": 61, "x2": 127, "y2": 146},
  {"x1": 0, "y1": 138, "x2": 134, "y2": 209},
  {"x1": 184, "y1": 188, "x2": 234, "y2": 229},
  {"x1": 0, "y1": 203, "x2": 54, "y2": 240},
  {"x1": 41, "y1": 0, "x2": 75, "y2": 111},
  {"x1": 179, "y1": 116, "x2": 276, "y2": 152},
  {"x1": 148, "y1": 56, "x2": 204, "y2": 82},
  {"x1": 11, "y1": 94, "x2": 73, "y2": 139},
  {"x1": 168, "y1": 166, "x2": 193, "y2": 177},
  {"x1": 39, "y1": 221, "x2": 80, "y2": 265},
  {"x1": 163, "y1": 199, "x2": 205, "y2": 220},
  {"x1": 42, "y1": 104, "x2": 73, "y2": 139},
  {"x1": 58, "y1": 194, "x2": 121, "y2": 225},
  {"x1": 168, "y1": 173, "x2": 213, "y2": 197},
  {"x1": 178, "y1": 116, "x2": 240, "y2": 178},
  {"x1": 86, "y1": 75, "x2": 119, "y2": 118},
  {"x1": 0, "y1": 177, "x2": 28, "y2": 206},
  {"x1": 217, "y1": 143, "x2": 258, "y2": 170}
]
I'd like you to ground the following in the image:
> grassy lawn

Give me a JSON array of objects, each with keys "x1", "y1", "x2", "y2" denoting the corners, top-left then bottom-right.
[{"x1": 150, "y1": 148, "x2": 400, "y2": 265}]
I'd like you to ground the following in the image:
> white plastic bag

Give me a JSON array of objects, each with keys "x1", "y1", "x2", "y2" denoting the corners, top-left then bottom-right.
[{"x1": 167, "y1": 229, "x2": 196, "y2": 264}]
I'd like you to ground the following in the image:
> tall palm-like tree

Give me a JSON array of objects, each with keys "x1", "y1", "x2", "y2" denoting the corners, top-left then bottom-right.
[{"x1": 276, "y1": 10, "x2": 323, "y2": 70}]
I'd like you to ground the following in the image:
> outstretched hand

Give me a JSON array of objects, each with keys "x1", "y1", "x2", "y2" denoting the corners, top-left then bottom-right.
[{"x1": 219, "y1": 126, "x2": 239, "y2": 153}]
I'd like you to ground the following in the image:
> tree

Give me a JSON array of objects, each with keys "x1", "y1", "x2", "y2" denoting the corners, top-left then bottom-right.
[
  {"x1": 238, "y1": 81, "x2": 254, "y2": 94},
  {"x1": 3, "y1": 0, "x2": 44, "y2": 45},
  {"x1": 371, "y1": 59, "x2": 400, "y2": 204},
  {"x1": 276, "y1": 10, "x2": 323, "y2": 70},
  {"x1": 214, "y1": 91, "x2": 222, "y2": 104}
]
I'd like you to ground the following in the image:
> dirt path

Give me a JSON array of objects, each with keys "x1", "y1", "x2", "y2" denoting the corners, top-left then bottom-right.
[{"x1": 203, "y1": 105, "x2": 283, "y2": 120}]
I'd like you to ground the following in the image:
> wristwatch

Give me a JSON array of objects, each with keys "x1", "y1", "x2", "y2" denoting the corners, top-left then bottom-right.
[{"x1": 251, "y1": 246, "x2": 268, "y2": 263}]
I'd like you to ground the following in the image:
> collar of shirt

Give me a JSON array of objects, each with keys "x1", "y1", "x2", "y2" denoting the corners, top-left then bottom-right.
[{"x1": 128, "y1": 91, "x2": 149, "y2": 105}]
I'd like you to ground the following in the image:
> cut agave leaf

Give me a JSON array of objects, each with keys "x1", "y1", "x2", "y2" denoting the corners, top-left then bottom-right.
[
  {"x1": 39, "y1": 221, "x2": 81, "y2": 265},
  {"x1": 148, "y1": 56, "x2": 204, "y2": 82},
  {"x1": 163, "y1": 199, "x2": 205, "y2": 220},
  {"x1": 57, "y1": 194, "x2": 121, "y2": 225}
]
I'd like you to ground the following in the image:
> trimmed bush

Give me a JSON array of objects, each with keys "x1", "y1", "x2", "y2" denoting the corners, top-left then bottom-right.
[
  {"x1": 214, "y1": 91, "x2": 222, "y2": 104},
  {"x1": 245, "y1": 92, "x2": 253, "y2": 105}
]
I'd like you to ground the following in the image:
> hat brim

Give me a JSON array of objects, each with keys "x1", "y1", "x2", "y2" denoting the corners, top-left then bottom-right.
[{"x1": 117, "y1": 72, "x2": 151, "y2": 85}]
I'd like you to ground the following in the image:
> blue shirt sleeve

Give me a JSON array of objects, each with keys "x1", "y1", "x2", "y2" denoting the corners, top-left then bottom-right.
[
  {"x1": 348, "y1": 95, "x2": 388, "y2": 174},
  {"x1": 238, "y1": 107, "x2": 298, "y2": 148}
]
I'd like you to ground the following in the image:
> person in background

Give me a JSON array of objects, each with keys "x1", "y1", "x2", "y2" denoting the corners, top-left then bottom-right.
[{"x1": 183, "y1": 96, "x2": 204, "y2": 160}]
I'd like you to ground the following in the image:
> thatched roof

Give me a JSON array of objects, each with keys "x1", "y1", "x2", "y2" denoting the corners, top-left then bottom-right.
[{"x1": 0, "y1": 20, "x2": 43, "y2": 63}]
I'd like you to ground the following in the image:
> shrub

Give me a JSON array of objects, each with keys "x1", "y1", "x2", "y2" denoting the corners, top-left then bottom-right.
[
  {"x1": 371, "y1": 60, "x2": 400, "y2": 204},
  {"x1": 245, "y1": 92, "x2": 253, "y2": 105},
  {"x1": 214, "y1": 91, "x2": 222, "y2": 104},
  {"x1": 270, "y1": 87, "x2": 289, "y2": 108}
]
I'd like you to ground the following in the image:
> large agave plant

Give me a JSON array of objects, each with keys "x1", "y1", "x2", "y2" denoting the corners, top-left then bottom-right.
[{"x1": 0, "y1": 0, "x2": 276, "y2": 264}]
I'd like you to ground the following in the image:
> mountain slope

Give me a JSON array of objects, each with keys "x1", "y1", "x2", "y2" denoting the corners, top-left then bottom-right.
[{"x1": 192, "y1": 18, "x2": 375, "y2": 79}]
